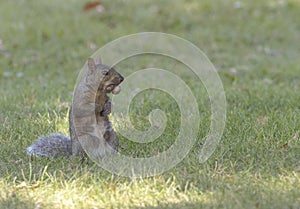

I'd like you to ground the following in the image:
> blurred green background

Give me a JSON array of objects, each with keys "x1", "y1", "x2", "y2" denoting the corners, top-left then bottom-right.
[{"x1": 0, "y1": 0, "x2": 299, "y2": 208}]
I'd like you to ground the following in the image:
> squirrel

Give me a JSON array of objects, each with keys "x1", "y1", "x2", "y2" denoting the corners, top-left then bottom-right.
[{"x1": 26, "y1": 58, "x2": 124, "y2": 158}]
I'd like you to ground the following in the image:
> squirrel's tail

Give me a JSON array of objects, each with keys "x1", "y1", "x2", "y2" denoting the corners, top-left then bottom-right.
[{"x1": 26, "y1": 133, "x2": 72, "y2": 158}]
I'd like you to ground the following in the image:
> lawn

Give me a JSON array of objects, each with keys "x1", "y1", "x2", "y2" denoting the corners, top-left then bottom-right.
[{"x1": 0, "y1": 0, "x2": 299, "y2": 208}]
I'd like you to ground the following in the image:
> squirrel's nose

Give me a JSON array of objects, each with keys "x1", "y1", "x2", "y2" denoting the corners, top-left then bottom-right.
[{"x1": 119, "y1": 76, "x2": 124, "y2": 83}]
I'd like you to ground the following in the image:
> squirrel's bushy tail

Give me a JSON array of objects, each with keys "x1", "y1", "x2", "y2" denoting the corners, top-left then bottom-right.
[{"x1": 26, "y1": 133, "x2": 72, "y2": 158}]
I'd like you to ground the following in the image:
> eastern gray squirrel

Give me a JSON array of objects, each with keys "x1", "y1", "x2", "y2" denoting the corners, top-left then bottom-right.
[{"x1": 27, "y1": 58, "x2": 124, "y2": 158}]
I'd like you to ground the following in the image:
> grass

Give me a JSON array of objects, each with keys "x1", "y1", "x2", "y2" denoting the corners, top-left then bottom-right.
[{"x1": 0, "y1": 0, "x2": 300, "y2": 208}]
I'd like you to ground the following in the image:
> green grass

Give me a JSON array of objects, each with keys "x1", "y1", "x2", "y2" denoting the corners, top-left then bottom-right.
[{"x1": 0, "y1": 0, "x2": 300, "y2": 208}]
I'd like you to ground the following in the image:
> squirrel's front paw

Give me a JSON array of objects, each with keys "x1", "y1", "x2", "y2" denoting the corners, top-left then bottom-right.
[{"x1": 101, "y1": 100, "x2": 112, "y2": 116}]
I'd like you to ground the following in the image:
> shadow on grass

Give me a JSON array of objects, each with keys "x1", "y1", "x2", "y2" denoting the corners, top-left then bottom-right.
[
  {"x1": 0, "y1": 195, "x2": 39, "y2": 209},
  {"x1": 129, "y1": 202, "x2": 212, "y2": 209}
]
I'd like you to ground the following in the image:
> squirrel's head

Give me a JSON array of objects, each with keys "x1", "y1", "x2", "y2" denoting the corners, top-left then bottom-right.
[{"x1": 87, "y1": 58, "x2": 124, "y2": 94}]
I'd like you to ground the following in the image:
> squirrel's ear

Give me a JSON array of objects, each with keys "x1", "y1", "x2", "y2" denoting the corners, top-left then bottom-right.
[
  {"x1": 87, "y1": 58, "x2": 96, "y2": 71},
  {"x1": 95, "y1": 56, "x2": 102, "y2": 65}
]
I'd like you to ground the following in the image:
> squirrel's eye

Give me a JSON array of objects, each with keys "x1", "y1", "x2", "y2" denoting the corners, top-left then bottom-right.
[{"x1": 102, "y1": 70, "x2": 109, "y2": 76}]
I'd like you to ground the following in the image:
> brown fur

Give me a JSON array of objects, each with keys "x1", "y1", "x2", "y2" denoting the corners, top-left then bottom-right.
[{"x1": 70, "y1": 58, "x2": 124, "y2": 159}]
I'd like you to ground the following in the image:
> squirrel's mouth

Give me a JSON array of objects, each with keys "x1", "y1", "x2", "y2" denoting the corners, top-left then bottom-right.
[{"x1": 105, "y1": 84, "x2": 121, "y2": 94}]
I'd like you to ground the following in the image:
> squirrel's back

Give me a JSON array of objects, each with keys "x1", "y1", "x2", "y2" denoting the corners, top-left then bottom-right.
[{"x1": 26, "y1": 133, "x2": 72, "y2": 158}]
